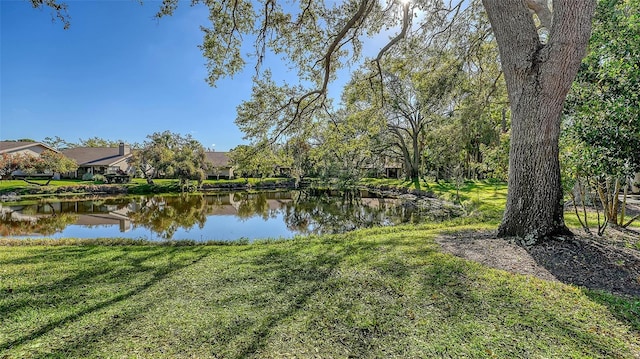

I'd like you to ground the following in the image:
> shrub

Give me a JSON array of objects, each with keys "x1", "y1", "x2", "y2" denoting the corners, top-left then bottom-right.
[{"x1": 92, "y1": 174, "x2": 106, "y2": 183}]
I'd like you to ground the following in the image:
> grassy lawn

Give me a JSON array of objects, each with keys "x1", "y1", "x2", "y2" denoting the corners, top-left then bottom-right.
[
  {"x1": 1, "y1": 223, "x2": 639, "y2": 358},
  {"x1": 0, "y1": 179, "x2": 94, "y2": 192},
  {"x1": 0, "y1": 177, "x2": 295, "y2": 196}
]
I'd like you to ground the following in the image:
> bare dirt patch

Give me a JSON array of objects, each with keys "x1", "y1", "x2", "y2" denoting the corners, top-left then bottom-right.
[
  {"x1": 436, "y1": 232, "x2": 558, "y2": 282},
  {"x1": 436, "y1": 230, "x2": 640, "y2": 298}
]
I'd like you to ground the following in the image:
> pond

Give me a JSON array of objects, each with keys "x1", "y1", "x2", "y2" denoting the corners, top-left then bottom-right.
[{"x1": 0, "y1": 190, "x2": 456, "y2": 241}]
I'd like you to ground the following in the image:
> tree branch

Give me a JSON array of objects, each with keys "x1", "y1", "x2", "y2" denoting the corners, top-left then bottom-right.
[
  {"x1": 317, "y1": 0, "x2": 375, "y2": 95},
  {"x1": 525, "y1": 0, "x2": 553, "y2": 30},
  {"x1": 259, "y1": 0, "x2": 377, "y2": 145},
  {"x1": 372, "y1": 1, "x2": 411, "y2": 101}
]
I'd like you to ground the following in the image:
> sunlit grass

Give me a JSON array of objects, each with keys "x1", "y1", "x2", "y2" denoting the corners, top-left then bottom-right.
[
  {"x1": 0, "y1": 179, "x2": 95, "y2": 192},
  {"x1": 361, "y1": 178, "x2": 508, "y2": 222},
  {"x1": 1, "y1": 225, "x2": 638, "y2": 358},
  {"x1": 0, "y1": 177, "x2": 298, "y2": 196},
  {"x1": 564, "y1": 206, "x2": 640, "y2": 233}
]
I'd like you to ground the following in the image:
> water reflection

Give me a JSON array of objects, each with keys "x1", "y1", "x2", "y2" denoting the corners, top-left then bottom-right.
[
  {"x1": 283, "y1": 190, "x2": 408, "y2": 235},
  {"x1": 0, "y1": 190, "x2": 445, "y2": 241}
]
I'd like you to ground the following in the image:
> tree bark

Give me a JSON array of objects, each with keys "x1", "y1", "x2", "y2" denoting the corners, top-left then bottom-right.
[{"x1": 482, "y1": 0, "x2": 596, "y2": 242}]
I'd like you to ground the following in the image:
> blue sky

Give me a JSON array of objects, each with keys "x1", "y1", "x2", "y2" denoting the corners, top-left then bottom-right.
[{"x1": 1, "y1": 0, "x2": 364, "y2": 151}]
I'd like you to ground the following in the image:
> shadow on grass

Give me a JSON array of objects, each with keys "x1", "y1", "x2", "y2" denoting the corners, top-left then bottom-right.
[
  {"x1": 2, "y1": 232, "x2": 638, "y2": 358},
  {"x1": 181, "y1": 234, "x2": 637, "y2": 357},
  {"x1": 0, "y1": 246, "x2": 209, "y2": 355},
  {"x1": 583, "y1": 289, "x2": 640, "y2": 333},
  {"x1": 526, "y1": 234, "x2": 640, "y2": 336},
  {"x1": 0, "y1": 246, "x2": 103, "y2": 266},
  {"x1": 234, "y1": 247, "x2": 343, "y2": 357},
  {"x1": 0, "y1": 246, "x2": 171, "y2": 317},
  {"x1": 175, "y1": 236, "x2": 420, "y2": 358},
  {"x1": 414, "y1": 253, "x2": 637, "y2": 356}
]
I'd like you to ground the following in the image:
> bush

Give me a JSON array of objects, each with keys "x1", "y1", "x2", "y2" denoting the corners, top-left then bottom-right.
[
  {"x1": 81, "y1": 173, "x2": 93, "y2": 181},
  {"x1": 92, "y1": 174, "x2": 106, "y2": 183}
]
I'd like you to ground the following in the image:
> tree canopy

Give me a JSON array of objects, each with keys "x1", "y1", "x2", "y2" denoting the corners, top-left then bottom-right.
[
  {"x1": 0, "y1": 150, "x2": 78, "y2": 184},
  {"x1": 129, "y1": 131, "x2": 209, "y2": 189}
]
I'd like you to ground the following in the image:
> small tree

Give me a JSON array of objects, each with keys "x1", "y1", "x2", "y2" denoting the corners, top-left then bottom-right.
[
  {"x1": 562, "y1": 0, "x2": 640, "y2": 233},
  {"x1": 130, "y1": 131, "x2": 209, "y2": 190},
  {"x1": 173, "y1": 137, "x2": 208, "y2": 190},
  {"x1": 0, "y1": 151, "x2": 77, "y2": 185},
  {"x1": 36, "y1": 150, "x2": 78, "y2": 175},
  {"x1": 229, "y1": 143, "x2": 286, "y2": 179},
  {"x1": 0, "y1": 153, "x2": 29, "y2": 179},
  {"x1": 283, "y1": 136, "x2": 314, "y2": 186}
]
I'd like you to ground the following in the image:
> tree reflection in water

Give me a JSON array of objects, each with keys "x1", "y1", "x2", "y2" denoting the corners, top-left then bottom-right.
[
  {"x1": 233, "y1": 192, "x2": 274, "y2": 220},
  {"x1": 127, "y1": 195, "x2": 208, "y2": 240},
  {"x1": 282, "y1": 190, "x2": 412, "y2": 235},
  {"x1": 0, "y1": 190, "x2": 453, "y2": 239}
]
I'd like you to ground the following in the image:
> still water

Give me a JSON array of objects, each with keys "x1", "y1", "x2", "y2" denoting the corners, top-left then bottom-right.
[{"x1": 0, "y1": 190, "x2": 442, "y2": 241}]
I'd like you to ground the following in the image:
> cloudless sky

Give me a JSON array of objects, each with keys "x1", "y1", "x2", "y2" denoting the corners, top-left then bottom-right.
[{"x1": 1, "y1": 0, "x2": 371, "y2": 151}]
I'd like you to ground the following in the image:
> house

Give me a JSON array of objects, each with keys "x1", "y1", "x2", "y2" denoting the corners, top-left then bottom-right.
[
  {"x1": 383, "y1": 161, "x2": 403, "y2": 179},
  {"x1": 205, "y1": 152, "x2": 234, "y2": 179},
  {"x1": 0, "y1": 141, "x2": 61, "y2": 179},
  {"x1": 362, "y1": 157, "x2": 403, "y2": 179},
  {"x1": 62, "y1": 142, "x2": 133, "y2": 179},
  {"x1": 0, "y1": 141, "x2": 58, "y2": 156}
]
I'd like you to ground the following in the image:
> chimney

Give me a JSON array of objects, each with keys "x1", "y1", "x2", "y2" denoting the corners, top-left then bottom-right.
[{"x1": 119, "y1": 142, "x2": 130, "y2": 156}]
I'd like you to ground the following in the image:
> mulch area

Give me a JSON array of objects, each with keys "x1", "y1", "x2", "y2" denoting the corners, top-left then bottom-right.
[{"x1": 436, "y1": 229, "x2": 640, "y2": 298}]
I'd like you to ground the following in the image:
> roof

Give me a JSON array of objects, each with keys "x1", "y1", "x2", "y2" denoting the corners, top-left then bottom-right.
[
  {"x1": 62, "y1": 147, "x2": 131, "y2": 166},
  {"x1": 0, "y1": 141, "x2": 58, "y2": 154},
  {"x1": 205, "y1": 152, "x2": 231, "y2": 167}
]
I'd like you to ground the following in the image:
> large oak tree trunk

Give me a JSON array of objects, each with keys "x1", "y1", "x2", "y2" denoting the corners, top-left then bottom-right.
[
  {"x1": 498, "y1": 74, "x2": 571, "y2": 240},
  {"x1": 482, "y1": 0, "x2": 596, "y2": 242}
]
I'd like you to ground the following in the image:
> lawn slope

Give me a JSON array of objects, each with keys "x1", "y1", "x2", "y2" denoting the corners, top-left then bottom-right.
[{"x1": 1, "y1": 224, "x2": 638, "y2": 358}]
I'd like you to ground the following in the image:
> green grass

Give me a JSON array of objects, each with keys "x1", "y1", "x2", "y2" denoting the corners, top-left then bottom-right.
[
  {"x1": 427, "y1": 181, "x2": 508, "y2": 221},
  {"x1": 361, "y1": 178, "x2": 508, "y2": 222},
  {"x1": 563, "y1": 206, "x2": 640, "y2": 234},
  {"x1": 0, "y1": 179, "x2": 95, "y2": 192},
  {"x1": 0, "y1": 177, "x2": 295, "y2": 196},
  {"x1": 124, "y1": 178, "x2": 183, "y2": 194},
  {"x1": 360, "y1": 177, "x2": 430, "y2": 189},
  {"x1": 584, "y1": 289, "x2": 640, "y2": 333},
  {"x1": 1, "y1": 224, "x2": 639, "y2": 358}
]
